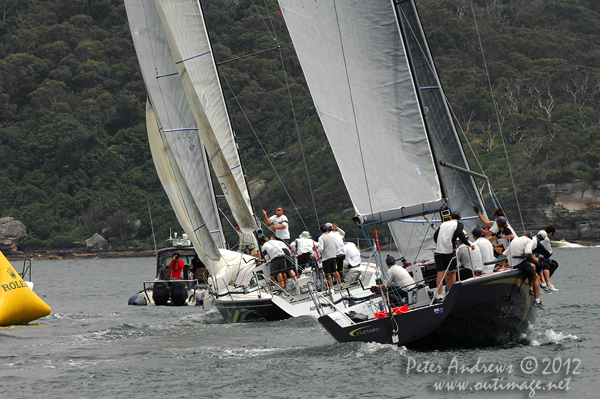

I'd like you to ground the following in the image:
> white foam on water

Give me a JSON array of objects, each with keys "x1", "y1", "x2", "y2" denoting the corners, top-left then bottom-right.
[
  {"x1": 544, "y1": 329, "x2": 578, "y2": 343},
  {"x1": 355, "y1": 341, "x2": 405, "y2": 357},
  {"x1": 219, "y1": 346, "x2": 288, "y2": 359}
]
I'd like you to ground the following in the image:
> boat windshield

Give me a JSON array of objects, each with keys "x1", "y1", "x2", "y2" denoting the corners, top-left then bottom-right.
[{"x1": 156, "y1": 249, "x2": 197, "y2": 274}]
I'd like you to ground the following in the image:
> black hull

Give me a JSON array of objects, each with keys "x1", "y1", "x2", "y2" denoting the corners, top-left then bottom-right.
[
  {"x1": 319, "y1": 270, "x2": 536, "y2": 349},
  {"x1": 214, "y1": 297, "x2": 291, "y2": 323}
]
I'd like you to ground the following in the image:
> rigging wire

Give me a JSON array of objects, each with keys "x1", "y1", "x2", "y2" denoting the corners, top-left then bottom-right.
[
  {"x1": 216, "y1": 0, "x2": 320, "y2": 231},
  {"x1": 243, "y1": 166, "x2": 266, "y2": 216},
  {"x1": 396, "y1": 3, "x2": 514, "y2": 230},
  {"x1": 218, "y1": 207, "x2": 237, "y2": 232},
  {"x1": 468, "y1": 0, "x2": 526, "y2": 234},
  {"x1": 242, "y1": 166, "x2": 293, "y2": 240},
  {"x1": 251, "y1": 0, "x2": 274, "y2": 37},
  {"x1": 146, "y1": 196, "x2": 158, "y2": 256},
  {"x1": 260, "y1": 0, "x2": 321, "y2": 227},
  {"x1": 220, "y1": 72, "x2": 310, "y2": 232},
  {"x1": 395, "y1": 5, "x2": 482, "y2": 213}
]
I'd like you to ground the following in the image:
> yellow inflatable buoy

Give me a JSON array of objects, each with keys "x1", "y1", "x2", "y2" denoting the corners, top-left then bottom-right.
[{"x1": 0, "y1": 250, "x2": 51, "y2": 326}]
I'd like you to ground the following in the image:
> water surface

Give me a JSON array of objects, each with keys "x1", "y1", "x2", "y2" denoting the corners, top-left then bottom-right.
[{"x1": 1, "y1": 247, "x2": 596, "y2": 398}]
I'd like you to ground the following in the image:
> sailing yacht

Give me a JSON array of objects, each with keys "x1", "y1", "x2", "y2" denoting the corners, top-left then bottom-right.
[
  {"x1": 125, "y1": 0, "x2": 379, "y2": 317},
  {"x1": 277, "y1": 0, "x2": 537, "y2": 348},
  {"x1": 124, "y1": 0, "x2": 261, "y2": 307}
]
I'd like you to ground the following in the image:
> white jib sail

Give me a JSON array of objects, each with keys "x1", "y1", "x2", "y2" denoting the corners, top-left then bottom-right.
[{"x1": 146, "y1": 101, "x2": 222, "y2": 265}]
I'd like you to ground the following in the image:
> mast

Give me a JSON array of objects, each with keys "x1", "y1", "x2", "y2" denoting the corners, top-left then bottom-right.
[
  {"x1": 387, "y1": 0, "x2": 488, "y2": 261},
  {"x1": 392, "y1": 0, "x2": 449, "y2": 210}
]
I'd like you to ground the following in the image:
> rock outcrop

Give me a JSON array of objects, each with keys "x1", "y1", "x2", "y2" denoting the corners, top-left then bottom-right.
[
  {"x1": 85, "y1": 233, "x2": 109, "y2": 251},
  {"x1": 0, "y1": 217, "x2": 27, "y2": 252},
  {"x1": 518, "y1": 182, "x2": 600, "y2": 242},
  {"x1": 101, "y1": 219, "x2": 141, "y2": 241}
]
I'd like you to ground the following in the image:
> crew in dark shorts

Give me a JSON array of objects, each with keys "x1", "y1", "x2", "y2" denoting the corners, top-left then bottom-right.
[
  {"x1": 489, "y1": 216, "x2": 514, "y2": 257},
  {"x1": 258, "y1": 237, "x2": 286, "y2": 289},
  {"x1": 291, "y1": 231, "x2": 317, "y2": 275},
  {"x1": 433, "y1": 211, "x2": 474, "y2": 301},
  {"x1": 503, "y1": 235, "x2": 546, "y2": 310},
  {"x1": 317, "y1": 224, "x2": 342, "y2": 289},
  {"x1": 271, "y1": 238, "x2": 297, "y2": 288}
]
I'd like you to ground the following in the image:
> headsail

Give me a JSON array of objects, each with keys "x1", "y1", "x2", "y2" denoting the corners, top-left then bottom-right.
[
  {"x1": 147, "y1": 101, "x2": 255, "y2": 279},
  {"x1": 277, "y1": 0, "x2": 445, "y2": 225},
  {"x1": 146, "y1": 101, "x2": 222, "y2": 263},
  {"x1": 155, "y1": 0, "x2": 257, "y2": 234},
  {"x1": 125, "y1": 0, "x2": 225, "y2": 265}
]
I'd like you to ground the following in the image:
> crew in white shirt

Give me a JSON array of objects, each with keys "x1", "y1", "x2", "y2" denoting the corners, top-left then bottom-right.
[
  {"x1": 472, "y1": 227, "x2": 495, "y2": 274},
  {"x1": 503, "y1": 235, "x2": 546, "y2": 310},
  {"x1": 291, "y1": 231, "x2": 317, "y2": 274},
  {"x1": 263, "y1": 207, "x2": 290, "y2": 242},
  {"x1": 327, "y1": 223, "x2": 346, "y2": 280},
  {"x1": 343, "y1": 241, "x2": 361, "y2": 268},
  {"x1": 380, "y1": 255, "x2": 416, "y2": 302}
]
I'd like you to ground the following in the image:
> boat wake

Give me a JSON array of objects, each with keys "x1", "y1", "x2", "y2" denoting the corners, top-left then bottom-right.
[{"x1": 355, "y1": 341, "x2": 407, "y2": 357}]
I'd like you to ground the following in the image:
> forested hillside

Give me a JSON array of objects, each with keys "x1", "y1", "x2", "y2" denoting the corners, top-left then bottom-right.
[{"x1": 1, "y1": 0, "x2": 599, "y2": 250}]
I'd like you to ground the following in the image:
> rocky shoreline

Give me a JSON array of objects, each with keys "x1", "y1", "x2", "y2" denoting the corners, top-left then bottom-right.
[{"x1": 5, "y1": 247, "x2": 157, "y2": 261}]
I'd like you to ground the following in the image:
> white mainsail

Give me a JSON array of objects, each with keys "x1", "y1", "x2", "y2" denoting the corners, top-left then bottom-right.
[
  {"x1": 125, "y1": 0, "x2": 224, "y2": 265},
  {"x1": 155, "y1": 0, "x2": 257, "y2": 234},
  {"x1": 277, "y1": 0, "x2": 445, "y2": 224},
  {"x1": 278, "y1": 0, "x2": 486, "y2": 261},
  {"x1": 126, "y1": 0, "x2": 259, "y2": 279}
]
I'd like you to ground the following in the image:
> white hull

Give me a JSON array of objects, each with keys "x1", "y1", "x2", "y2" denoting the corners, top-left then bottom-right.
[
  {"x1": 551, "y1": 239, "x2": 582, "y2": 248},
  {"x1": 212, "y1": 262, "x2": 379, "y2": 322}
]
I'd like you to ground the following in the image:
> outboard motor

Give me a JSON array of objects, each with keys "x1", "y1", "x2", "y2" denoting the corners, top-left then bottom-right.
[
  {"x1": 153, "y1": 282, "x2": 170, "y2": 306},
  {"x1": 170, "y1": 281, "x2": 188, "y2": 306}
]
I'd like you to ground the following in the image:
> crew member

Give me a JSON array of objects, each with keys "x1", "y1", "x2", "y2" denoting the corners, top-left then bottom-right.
[
  {"x1": 263, "y1": 207, "x2": 290, "y2": 244},
  {"x1": 433, "y1": 211, "x2": 474, "y2": 300}
]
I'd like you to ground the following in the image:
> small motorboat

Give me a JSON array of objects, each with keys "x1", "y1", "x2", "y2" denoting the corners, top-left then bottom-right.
[
  {"x1": 551, "y1": 238, "x2": 582, "y2": 248},
  {"x1": 128, "y1": 235, "x2": 210, "y2": 307}
]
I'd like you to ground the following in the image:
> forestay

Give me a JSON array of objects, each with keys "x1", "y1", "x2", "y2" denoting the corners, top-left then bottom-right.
[
  {"x1": 155, "y1": 0, "x2": 257, "y2": 234},
  {"x1": 125, "y1": 0, "x2": 224, "y2": 263},
  {"x1": 277, "y1": 0, "x2": 444, "y2": 224}
]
